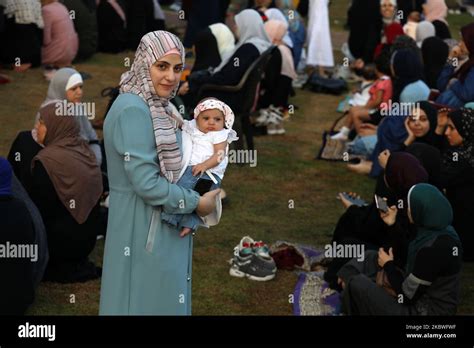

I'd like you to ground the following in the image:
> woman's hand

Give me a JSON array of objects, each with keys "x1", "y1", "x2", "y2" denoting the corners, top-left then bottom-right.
[
  {"x1": 404, "y1": 117, "x2": 416, "y2": 146},
  {"x1": 378, "y1": 247, "x2": 394, "y2": 268},
  {"x1": 379, "y1": 204, "x2": 398, "y2": 226},
  {"x1": 378, "y1": 149, "x2": 391, "y2": 169},
  {"x1": 178, "y1": 82, "x2": 189, "y2": 95},
  {"x1": 196, "y1": 189, "x2": 221, "y2": 217}
]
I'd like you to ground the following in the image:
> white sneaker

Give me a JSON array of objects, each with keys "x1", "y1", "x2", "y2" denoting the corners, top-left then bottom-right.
[
  {"x1": 331, "y1": 132, "x2": 348, "y2": 141},
  {"x1": 169, "y1": 3, "x2": 181, "y2": 11},
  {"x1": 275, "y1": 124, "x2": 286, "y2": 135},
  {"x1": 255, "y1": 110, "x2": 270, "y2": 126}
]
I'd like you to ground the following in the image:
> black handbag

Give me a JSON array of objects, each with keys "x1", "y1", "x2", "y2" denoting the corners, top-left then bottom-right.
[{"x1": 305, "y1": 74, "x2": 348, "y2": 96}]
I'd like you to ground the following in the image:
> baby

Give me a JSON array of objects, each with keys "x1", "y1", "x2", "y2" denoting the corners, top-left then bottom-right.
[{"x1": 161, "y1": 97, "x2": 238, "y2": 236}]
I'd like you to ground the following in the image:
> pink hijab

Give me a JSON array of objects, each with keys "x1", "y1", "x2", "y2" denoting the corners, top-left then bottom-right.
[
  {"x1": 424, "y1": 0, "x2": 448, "y2": 24},
  {"x1": 264, "y1": 20, "x2": 297, "y2": 80}
]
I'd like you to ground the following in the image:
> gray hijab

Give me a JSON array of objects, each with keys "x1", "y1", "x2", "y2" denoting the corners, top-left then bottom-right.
[
  {"x1": 33, "y1": 68, "x2": 102, "y2": 165},
  {"x1": 213, "y1": 9, "x2": 271, "y2": 73}
]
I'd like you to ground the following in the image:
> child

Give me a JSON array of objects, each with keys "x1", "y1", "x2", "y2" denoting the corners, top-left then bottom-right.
[
  {"x1": 348, "y1": 64, "x2": 377, "y2": 107},
  {"x1": 332, "y1": 53, "x2": 393, "y2": 140},
  {"x1": 161, "y1": 98, "x2": 238, "y2": 236}
]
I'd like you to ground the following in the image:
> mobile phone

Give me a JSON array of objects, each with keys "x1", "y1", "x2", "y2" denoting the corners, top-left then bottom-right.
[
  {"x1": 194, "y1": 179, "x2": 213, "y2": 196},
  {"x1": 374, "y1": 195, "x2": 389, "y2": 213},
  {"x1": 348, "y1": 158, "x2": 361, "y2": 165}
]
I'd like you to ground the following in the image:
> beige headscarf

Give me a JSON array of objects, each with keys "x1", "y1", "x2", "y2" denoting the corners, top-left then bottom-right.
[{"x1": 120, "y1": 31, "x2": 185, "y2": 184}]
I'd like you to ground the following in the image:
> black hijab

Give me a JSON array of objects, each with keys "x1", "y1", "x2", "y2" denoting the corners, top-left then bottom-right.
[
  {"x1": 406, "y1": 143, "x2": 442, "y2": 190},
  {"x1": 445, "y1": 108, "x2": 474, "y2": 168},
  {"x1": 191, "y1": 27, "x2": 222, "y2": 73},
  {"x1": 391, "y1": 48, "x2": 424, "y2": 102},
  {"x1": 385, "y1": 151, "x2": 429, "y2": 199},
  {"x1": 414, "y1": 101, "x2": 439, "y2": 145},
  {"x1": 454, "y1": 22, "x2": 474, "y2": 83},
  {"x1": 432, "y1": 20, "x2": 452, "y2": 40},
  {"x1": 422, "y1": 36, "x2": 450, "y2": 89}
]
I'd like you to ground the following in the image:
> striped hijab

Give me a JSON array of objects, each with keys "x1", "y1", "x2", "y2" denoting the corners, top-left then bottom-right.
[{"x1": 120, "y1": 31, "x2": 185, "y2": 184}]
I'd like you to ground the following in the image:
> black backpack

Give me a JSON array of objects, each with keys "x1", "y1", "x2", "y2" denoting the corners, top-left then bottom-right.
[{"x1": 304, "y1": 74, "x2": 348, "y2": 96}]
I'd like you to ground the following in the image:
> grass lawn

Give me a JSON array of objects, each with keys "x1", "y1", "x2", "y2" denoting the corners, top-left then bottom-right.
[{"x1": 0, "y1": 0, "x2": 473, "y2": 316}]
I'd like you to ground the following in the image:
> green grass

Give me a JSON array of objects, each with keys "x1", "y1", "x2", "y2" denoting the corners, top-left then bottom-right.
[{"x1": 0, "y1": 0, "x2": 473, "y2": 316}]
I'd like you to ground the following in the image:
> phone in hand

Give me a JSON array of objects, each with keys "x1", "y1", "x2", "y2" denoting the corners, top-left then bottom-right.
[
  {"x1": 374, "y1": 194, "x2": 389, "y2": 213},
  {"x1": 194, "y1": 178, "x2": 213, "y2": 196}
]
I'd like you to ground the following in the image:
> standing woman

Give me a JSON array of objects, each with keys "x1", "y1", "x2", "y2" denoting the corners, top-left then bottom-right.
[
  {"x1": 305, "y1": 0, "x2": 334, "y2": 75},
  {"x1": 99, "y1": 31, "x2": 219, "y2": 315}
]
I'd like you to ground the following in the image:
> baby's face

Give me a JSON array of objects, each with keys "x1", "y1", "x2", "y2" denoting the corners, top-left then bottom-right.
[{"x1": 196, "y1": 109, "x2": 225, "y2": 133}]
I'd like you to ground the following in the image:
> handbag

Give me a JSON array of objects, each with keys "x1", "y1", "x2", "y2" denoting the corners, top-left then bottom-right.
[{"x1": 304, "y1": 73, "x2": 348, "y2": 96}]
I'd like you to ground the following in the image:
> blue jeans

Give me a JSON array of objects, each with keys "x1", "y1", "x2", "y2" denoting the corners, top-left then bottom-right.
[
  {"x1": 290, "y1": 22, "x2": 306, "y2": 69},
  {"x1": 161, "y1": 166, "x2": 221, "y2": 231}
]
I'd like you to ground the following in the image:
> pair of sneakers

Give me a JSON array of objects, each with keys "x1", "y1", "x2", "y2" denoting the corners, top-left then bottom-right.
[
  {"x1": 229, "y1": 236, "x2": 276, "y2": 281},
  {"x1": 255, "y1": 105, "x2": 284, "y2": 126}
]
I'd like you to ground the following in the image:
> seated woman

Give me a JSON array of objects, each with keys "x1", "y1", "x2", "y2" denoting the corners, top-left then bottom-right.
[
  {"x1": 96, "y1": 0, "x2": 127, "y2": 53},
  {"x1": 275, "y1": 0, "x2": 306, "y2": 69},
  {"x1": 41, "y1": 0, "x2": 79, "y2": 68},
  {"x1": 0, "y1": 0, "x2": 43, "y2": 71},
  {"x1": 350, "y1": 0, "x2": 399, "y2": 70},
  {"x1": 435, "y1": 107, "x2": 474, "y2": 261},
  {"x1": 337, "y1": 184, "x2": 462, "y2": 315},
  {"x1": 265, "y1": 8, "x2": 293, "y2": 48},
  {"x1": 260, "y1": 19, "x2": 296, "y2": 111},
  {"x1": 422, "y1": 37, "x2": 450, "y2": 89},
  {"x1": 191, "y1": 23, "x2": 235, "y2": 73},
  {"x1": 345, "y1": 0, "x2": 382, "y2": 66},
  {"x1": 0, "y1": 158, "x2": 36, "y2": 315},
  {"x1": 349, "y1": 49, "x2": 430, "y2": 176},
  {"x1": 62, "y1": 0, "x2": 98, "y2": 60},
  {"x1": 8, "y1": 129, "x2": 44, "y2": 193},
  {"x1": 11, "y1": 173, "x2": 49, "y2": 289},
  {"x1": 325, "y1": 152, "x2": 429, "y2": 289},
  {"x1": 180, "y1": 9, "x2": 271, "y2": 112},
  {"x1": 423, "y1": 0, "x2": 448, "y2": 24},
  {"x1": 401, "y1": 101, "x2": 442, "y2": 149},
  {"x1": 30, "y1": 102, "x2": 104, "y2": 283},
  {"x1": 436, "y1": 22, "x2": 474, "y2": 108},
  {"x1": 37, "y1": 67, "x2": 102, "y2": 165}
]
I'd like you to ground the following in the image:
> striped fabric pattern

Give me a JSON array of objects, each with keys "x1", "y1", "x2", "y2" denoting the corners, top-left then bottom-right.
[{"x1": 120, "y1": 31, "x2": 185, "y2": 184}]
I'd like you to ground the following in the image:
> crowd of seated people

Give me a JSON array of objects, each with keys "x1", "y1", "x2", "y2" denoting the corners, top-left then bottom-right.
[{"x1": 323, "y1": 0, "x2": 474, "y2": 315}]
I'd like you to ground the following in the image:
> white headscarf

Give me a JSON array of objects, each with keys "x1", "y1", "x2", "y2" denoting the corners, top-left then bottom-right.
[
  {"x1": 213, "y1": 9, "x2": 271, "y2": 73},
  {"x1": 209, "y1": 23, "x2": 236, "y2": 64}
]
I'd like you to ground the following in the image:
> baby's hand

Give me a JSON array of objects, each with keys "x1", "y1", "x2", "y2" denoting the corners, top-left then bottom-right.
[{"x1": 192, "y1": 164, "x2": 207, "y2": 176}]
